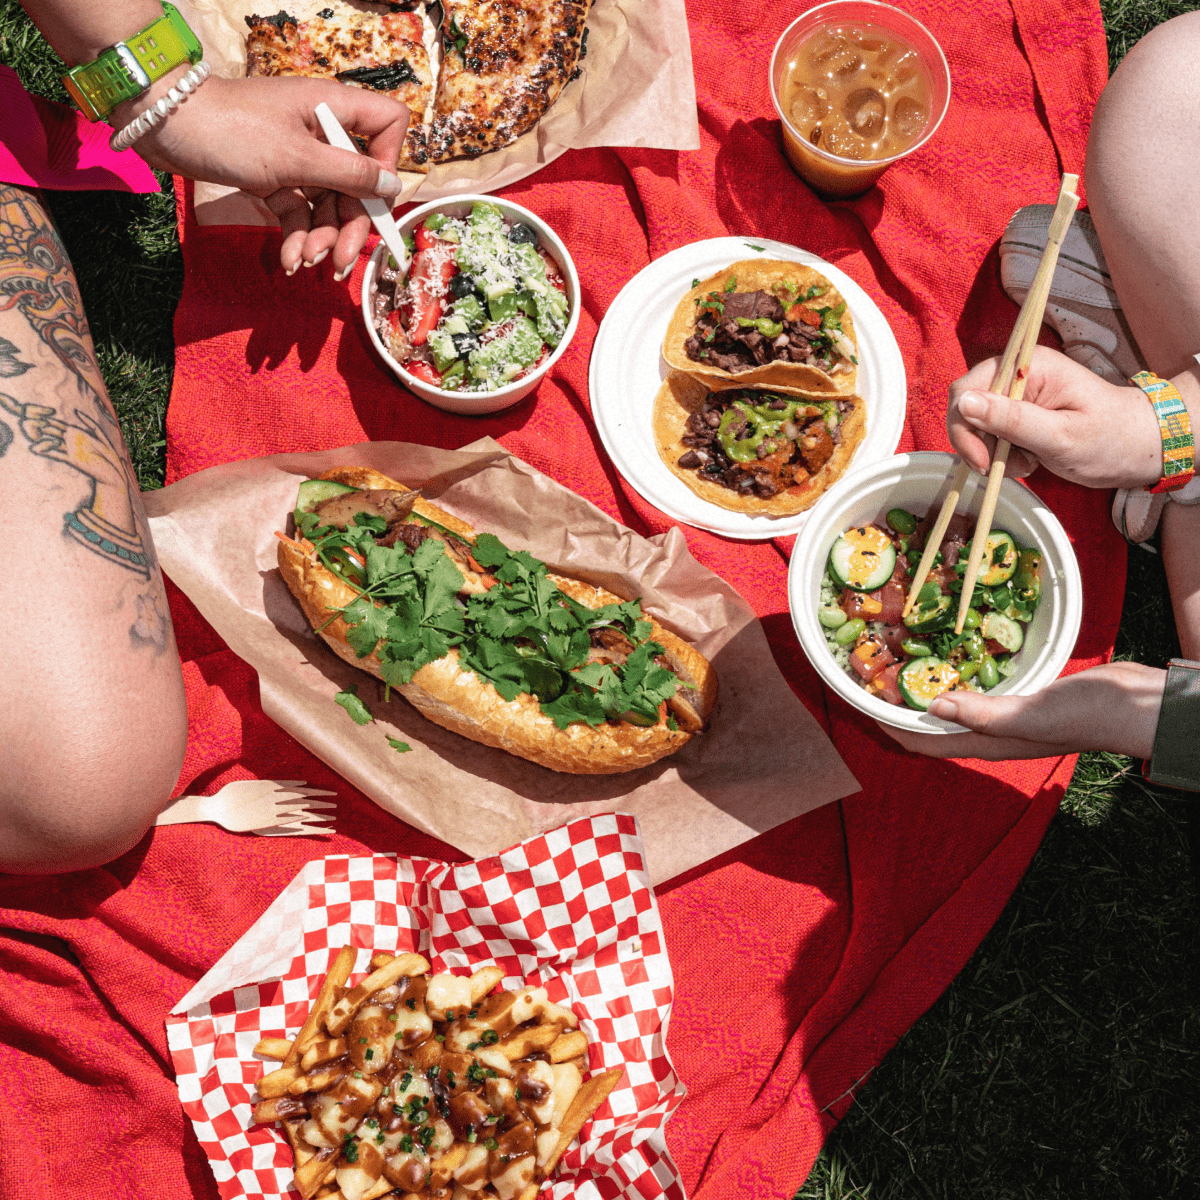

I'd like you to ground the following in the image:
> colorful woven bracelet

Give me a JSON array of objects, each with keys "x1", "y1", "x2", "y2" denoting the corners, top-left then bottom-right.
[{"x1": 1132, "y1": 370, "x2": 1195, "y2": 494}]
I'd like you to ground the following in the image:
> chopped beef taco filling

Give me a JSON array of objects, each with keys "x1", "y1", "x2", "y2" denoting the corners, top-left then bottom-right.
[
  {"x1": 676, "y1": 388, "x2": 853, "y2": 499},
  {"x1": 683, "y1": 285, "x2": 854, "y2": 375}
]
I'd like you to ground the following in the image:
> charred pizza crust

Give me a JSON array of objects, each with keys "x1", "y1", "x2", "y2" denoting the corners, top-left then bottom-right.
[
  {"x1": 652, "y1": 373, "x2": 867, "y2": 516},
  {"x1": 245, "y1": 8, "x2": 435, "y2": 172},
  {"x1": 425, "y1": 0, "x2": 592, "y2": 162}
]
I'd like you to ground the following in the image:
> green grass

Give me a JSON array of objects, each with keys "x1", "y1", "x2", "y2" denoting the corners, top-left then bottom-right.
[{"x1": 3, "y1": 2, "x2": 1198, "y2": 1197}]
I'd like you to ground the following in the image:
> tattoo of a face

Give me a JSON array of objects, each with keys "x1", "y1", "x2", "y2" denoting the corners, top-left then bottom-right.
[{"x1": 0, "y1": 189, "x2": 106, "y2": 412}]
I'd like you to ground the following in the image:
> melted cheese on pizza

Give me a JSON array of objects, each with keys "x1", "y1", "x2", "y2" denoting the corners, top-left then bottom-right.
[{"x1": 246, "y1": 8, "x2": 435, "y2": 172}]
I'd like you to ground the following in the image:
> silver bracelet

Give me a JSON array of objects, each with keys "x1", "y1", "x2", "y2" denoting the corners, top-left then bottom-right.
[{"x1": 109, "y1": 59, "x2": 212, "y2": 153}]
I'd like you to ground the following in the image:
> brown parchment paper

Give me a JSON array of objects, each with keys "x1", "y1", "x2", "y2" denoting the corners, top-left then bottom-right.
[
  {"x1": 143, "y1": 440, "x2": 858, "y2": 883},
  {"x1": 172, "y1": 0, "x2": 700, "y2": 226}
]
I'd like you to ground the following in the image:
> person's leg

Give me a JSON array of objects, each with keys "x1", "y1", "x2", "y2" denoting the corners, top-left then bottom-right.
[
  {"x1": 1084, "y1": 11, "x2": 1200, "y2": 379},
  {"x1": 1085, "y1": 12, "x2": 1200, "y2": 661}
]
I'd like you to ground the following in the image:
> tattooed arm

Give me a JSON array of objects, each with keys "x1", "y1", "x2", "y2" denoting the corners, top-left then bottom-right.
[{"x1": 0, "y1": 184, "x2": 186, "y2": 873}]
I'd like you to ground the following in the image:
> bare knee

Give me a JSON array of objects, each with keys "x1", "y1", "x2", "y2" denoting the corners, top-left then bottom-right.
[{"x1": 0, "y1": 718, "x2": 186, "y2": 875}]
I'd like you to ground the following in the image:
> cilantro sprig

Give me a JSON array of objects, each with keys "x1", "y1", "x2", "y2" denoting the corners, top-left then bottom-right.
[{"x1": 296, "y1": 512, "x2": 682, "y2": 730}]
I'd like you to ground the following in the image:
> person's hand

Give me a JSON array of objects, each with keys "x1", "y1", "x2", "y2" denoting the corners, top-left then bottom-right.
[
  {"x1": 881, "y1": 661, "x2": 1165, "y2": 760},
  {"x1": 120, "y1": 75, "x2": 409, "y2": 275},
  {"x1": 948, "y1": 346, "x2": 1162, "y2": 490}
]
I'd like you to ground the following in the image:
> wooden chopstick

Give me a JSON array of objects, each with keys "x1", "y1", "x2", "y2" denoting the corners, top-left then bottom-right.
[
  {"x1": 952, "y1": 173, "x2": 1080, "y2": 632},
  {"x1": 900, "y1": 290, "x2": 1034, "y2": 619}
]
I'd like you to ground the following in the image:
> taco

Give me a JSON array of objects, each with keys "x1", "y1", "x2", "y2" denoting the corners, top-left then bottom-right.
[
  {"x1": 652, "y1": 372, "x2": 866, "y2": 516},
  {"x1": 662, "y1": 259, "x2": 857, "y2": 395}
]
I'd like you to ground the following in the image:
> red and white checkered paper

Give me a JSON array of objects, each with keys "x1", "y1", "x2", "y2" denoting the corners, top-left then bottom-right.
[{"x1": 166, "y1": 814, "x2": 686, "y2": 1200}]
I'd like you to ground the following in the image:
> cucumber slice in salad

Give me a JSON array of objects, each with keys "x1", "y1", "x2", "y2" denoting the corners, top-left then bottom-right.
[
  {"x1": 977, "y1": 530, "x2": 1019, "y2": 586},
  {"x1": 980, "y1": 611, "x2": 1024, "y2": 653},
  {"x1": 828, "y1": 526, "x2": 897, "y2": 592},
  {"x1": 898, "y1": 657, "x2": 960, "y2": 711},
  {"x1": 295, "y1": 479, "x2": 358, "y2": 514}
]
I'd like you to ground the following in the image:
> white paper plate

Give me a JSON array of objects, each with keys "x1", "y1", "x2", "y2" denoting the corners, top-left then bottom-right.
[{"x1": 589, "y1": 236, "x2": 907, "y2": 539}]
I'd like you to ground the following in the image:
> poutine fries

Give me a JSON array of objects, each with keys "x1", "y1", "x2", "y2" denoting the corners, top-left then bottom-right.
[{"x1": 252, "y1": 948, "x2": 621, "y2": 1200}]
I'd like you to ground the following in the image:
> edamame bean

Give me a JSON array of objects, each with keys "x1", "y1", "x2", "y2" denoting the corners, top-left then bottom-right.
[
  {"x1": 978, "y1": 655, "x2": 1000, "y2": 689},
  {"x1": 835, "y1": 618, "x2": 866, "y2": 646},
  {"x1": 819, "y1": 605, "x2": 848, "y2": 629},
  {"x1": 957, "y1": 661, "x2": 979, "y2": 682},
  {"x1": 886, "y1": 507, "x2": 917, "y2": 535},
  {"x1": 962, "y1": 607, "x2": 982, "y2": 630},
  {"x1": 901, "y1": 638, "x2": 932, "y2": 657}
]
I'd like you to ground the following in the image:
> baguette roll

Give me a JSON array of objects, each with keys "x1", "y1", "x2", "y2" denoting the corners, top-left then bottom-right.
[{"x1": 277, "y1": 468, "x2": 717, "y2": 774}]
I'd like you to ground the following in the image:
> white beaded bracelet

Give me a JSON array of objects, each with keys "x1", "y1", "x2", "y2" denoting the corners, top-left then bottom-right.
[{"x1": 109, "y1": 60, "x2": 212, "y2": 153}]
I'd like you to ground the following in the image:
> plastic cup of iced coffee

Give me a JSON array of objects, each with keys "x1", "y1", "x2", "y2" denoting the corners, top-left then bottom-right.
[{"x1": 770, "y1": 1, "x2": 951, "y2": 198}]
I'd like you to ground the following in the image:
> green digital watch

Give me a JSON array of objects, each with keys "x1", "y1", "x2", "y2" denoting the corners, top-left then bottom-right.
[{"x1": 61, "y1": 2, "x2": 203, "y2": 123}]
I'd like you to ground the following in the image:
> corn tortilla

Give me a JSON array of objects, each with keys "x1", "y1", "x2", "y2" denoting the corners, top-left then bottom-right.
[
  {"x1": 662, "y1": 259, "x2": 857, "y2": 396},
  {"x1": 652, "y1": 371, "x2": 867, "y2": 516}
]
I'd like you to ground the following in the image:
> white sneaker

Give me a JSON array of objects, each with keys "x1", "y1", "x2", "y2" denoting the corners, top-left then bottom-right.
[{"x1": 999, "y1": 206, "x2": 1148, "y2": 385}]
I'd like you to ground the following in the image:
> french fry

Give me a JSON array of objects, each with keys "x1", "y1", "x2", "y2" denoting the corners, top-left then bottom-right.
[
  {"x1": 362, "y1": 1179, "x2": 394, "y2": 1200},
  {"x1": 544, "y1": 1067, "x2": 624, "y2": 1176},
  {"x1": 282, "y1": 1118, "x2": 315, "y2": 1167},
  {"x1": 300, "y1": 1037, "x2": 348, "y2": 1072},
  {"x1": 517, "y1": 1186, "x2": 540, "y2": 1200},
  {"x1": 286, "y1": 945, "x2": 356, "y2": 1067},
  {"x1": 253, "y1": 1095, "x2": 308, "y2": 1124},
  {"x1": 254, "y1": 1036, "x2": 293, "y2": 1061},
  {"x1": 293, "y1": 1152, "x2": 337, "y2": 1200},
  {"x1": 256, "y1": 1064, "x2": 301, "y2": 1098},
  {"x1": 289, "y1": 1064, "x2": 346, "y2": 1094},
  {"x1": 428, "y1": 1143, "x2": 467, "y2": 1188},
  {"x1": 469, "y1": 964, "x2": 504, "y2": 1002},
  {"x1": 326, "y1": 951, "x2": 431, "y2": 1035},
  {"x1": 498, "y1": 1022, "x2": 559, "y2": 1061},
  {"x1": 548, "y1": 1030, "x2": 587, "y2": 1064},
  {"x1": 538, "y1": 998, "x2": 578, "y2": 1029},
  {"x1": 369, "y1": 952, "x2": 395, "y2": 971}
]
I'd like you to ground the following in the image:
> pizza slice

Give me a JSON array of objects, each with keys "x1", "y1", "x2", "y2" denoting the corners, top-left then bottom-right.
[
  {"x1": 425, "y1": 0, "x2": 592, "y2": 162},
  {"x1": 245, "y1": 6, "x2": 435, "y2": 173}
]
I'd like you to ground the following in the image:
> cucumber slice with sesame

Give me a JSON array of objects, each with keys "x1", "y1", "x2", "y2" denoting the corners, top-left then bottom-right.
[
  {"x1": 977, "y1": 530, "x2": 1019, "y2": 586},
  {"x1": 897, "y1": 657, "x2": 960, "y2": 711},
  {"x1": 828, "y1": 526, "x2": 897, "y2": 592}
]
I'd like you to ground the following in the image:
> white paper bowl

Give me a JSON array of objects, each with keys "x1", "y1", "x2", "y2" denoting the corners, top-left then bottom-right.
[
  {"x1": 362, "y1": 194, "x2": 581, "y2": 416},
  {"x1": 788, "y1": 452, "x2": 1084, "y2": 734}
]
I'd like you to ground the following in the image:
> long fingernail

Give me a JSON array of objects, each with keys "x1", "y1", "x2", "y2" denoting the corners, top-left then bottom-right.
[
  {"x1": 375, "y1": 169, "x2": 402, "y2": 197},
  {"x1": 958, "y1": 391, "x2": 985, "y2": 421},
  {"x1": 285, "y1": 261, "x2": 299, "y2": 277},
  {"x1": 928, "y1": 697, "x2": 957, "y2": 720},
  {"x1": 305, "y1": 249, "x2": 330, "y2": 268},
  {"x1": 334, "y1": 264, "x2": 353, "y2": 282}
]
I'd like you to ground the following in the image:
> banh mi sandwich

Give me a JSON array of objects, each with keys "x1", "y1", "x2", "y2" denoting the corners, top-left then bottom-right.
[
  {"x1": 275, "y1": 467, "x2": 717, "y2": 773},
  {"x1": 653, "y1": 373, "x2": 866, "y2": 515},
  {"x1": 251, "y1": 948, "x2": 624, "y2": 1200},
  {"x1": 662, "y1": 259, "x2": 858, "y2": 395}
]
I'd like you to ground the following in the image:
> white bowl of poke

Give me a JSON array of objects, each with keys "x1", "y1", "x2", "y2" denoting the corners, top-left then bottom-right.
[
  {"x1": 362, "y1": 194, "x2": 580, "y2": 415},
  {"x1": 788, "y1": 451, "x2": 1083, "y2": 734}
]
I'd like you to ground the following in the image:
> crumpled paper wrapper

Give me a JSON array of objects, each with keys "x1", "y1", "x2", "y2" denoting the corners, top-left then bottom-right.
[
  {"x1": 143, "y1": 439, "x2": 858, "y2": 883},
  {"x1": 165, "y1": 814, "x2": 687, "y2": 1200},
  {"x1": 173, "y1": 0, "x2": 699, "y2": 225}
]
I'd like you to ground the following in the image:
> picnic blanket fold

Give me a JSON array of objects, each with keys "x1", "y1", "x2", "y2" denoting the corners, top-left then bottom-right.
[{"x1": 0, "y1": 0, "x2": 1116, "y2": 1197}]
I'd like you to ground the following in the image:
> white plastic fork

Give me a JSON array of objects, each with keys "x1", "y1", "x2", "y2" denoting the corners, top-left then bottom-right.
[{"x1": 155, "y1": 780, "x2": 337, "y2": 837}]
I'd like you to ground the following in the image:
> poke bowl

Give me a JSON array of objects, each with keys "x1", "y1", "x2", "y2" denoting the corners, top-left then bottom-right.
[
  {"x1": 362, "y1": 194, "x2": 581, "y2": 416},
  {"x1": 788, "y1": 451, "x2": 1083, "y2": 734}
]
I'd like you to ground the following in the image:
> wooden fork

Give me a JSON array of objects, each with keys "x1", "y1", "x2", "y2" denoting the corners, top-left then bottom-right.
[{"x1": 155, "y1": 780, "x2": 337, "y2": 837}]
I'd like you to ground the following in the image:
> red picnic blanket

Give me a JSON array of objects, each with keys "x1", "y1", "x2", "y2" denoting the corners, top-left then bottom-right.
[{"x1": 0, "y1": 0, "x2": 1113, "y2": 1196}]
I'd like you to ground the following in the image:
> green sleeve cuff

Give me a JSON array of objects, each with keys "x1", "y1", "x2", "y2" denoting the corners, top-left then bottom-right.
[{"x1": 1146, "y1": 658, "x2": 1200, "y2": 791}]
